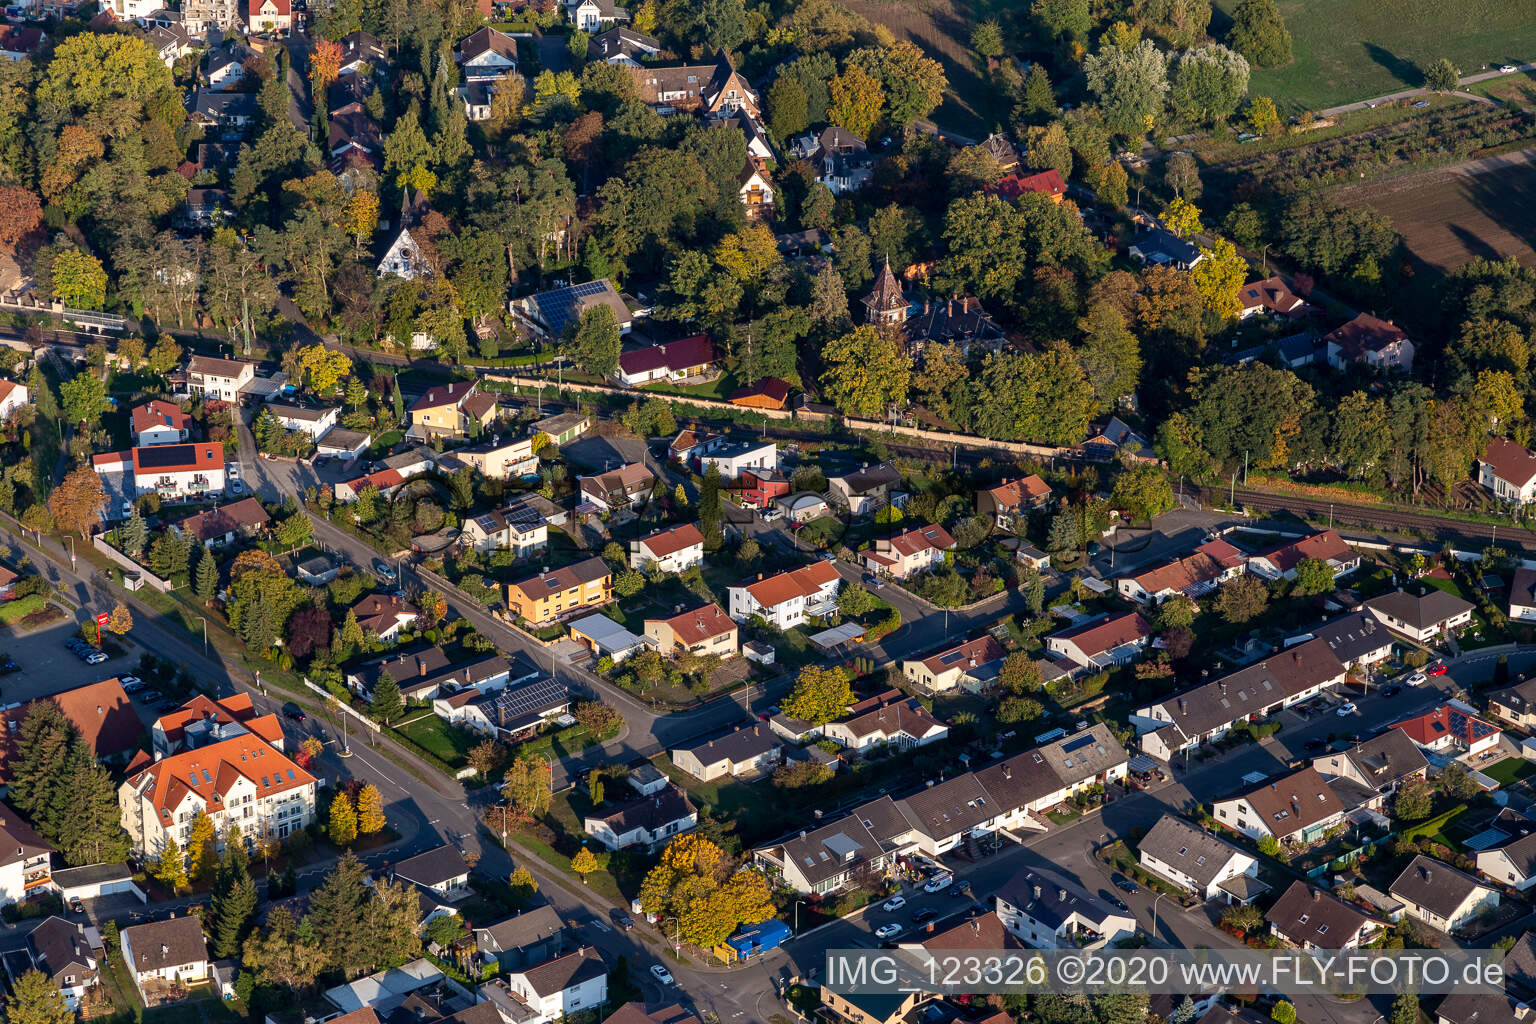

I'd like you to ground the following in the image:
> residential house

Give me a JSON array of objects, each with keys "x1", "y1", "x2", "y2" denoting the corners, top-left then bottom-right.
[
  {"x1": 206, "y1": 48, "x2": 249, "y2": 89},
  {"x1": 777, "y1": 492, "x2": 829, "y2": 523},
  {"x1": 578, "y1": 462, "x2": 654, "y2": 512},
  {"x1": 1115, "y1": 538, "x2": 1246, "y2": 604},
  {"x1": 505, "y1": 558, "x2": 613, "y2": 625},
  {"x1": 976, "y1": 475, "x2": 1052, "y2": 528},
  {"x1": 726, "y1": 562, "x2": 841, "y2": 629},
  {"x1": 901, "y1": 636, "x2": 1006, "y2": 695},
  {"x1": 119, "y1": 917, "x2": 210, "y2": 1002},
  {"x1": 818, "y1": 989, "x2": 929, "y2": 1024},
  {"x1": 265, "y1": 402, "x2": 338, "y2": 440},
  {"x1": 630, "y1": 523, "x2": 705, "y2": 573},
  {"x1": 792, "y1": 126, "x2": 873, "y2": 195},
  {"x1": 1045, "y1": 612, "x2": 1154, "y2": 673},
  {"x1": 644, "y1": 604, "x2": 737, "y2": 659},
  {"x1": 566, "y1": 614, "x2": 645, "y2": 664},
  {"x1": 689, "y1": 437, "x2": 777, "y2": 481},
  {"x1": 456, "y1": 436, "x2": 538, "y2": 480},
  {"x1": 181, "y1": 187, "x2": 230, "y2": 227},
  {"x1": 25, "y1": 916, "x2": 100, "y2": 1008},
  {"x1": 122, "y1": 443, "x2": 227, "y2": 502},
  {"x1": 1482, "y1": 438, "x2": 1536, "y2": 506},
  {"x1": 339, "y1": 30, "x2": 387, "y2": 74},
  {"x1": 1311, "y1": 728, "x2": 1428, "y2": 810},
  {"x1": 1326, "y1": 313, "x2": 1414, "y2": 373},
  {"x1": 181, "y1": 0, "x2": 239, "y2": 34},
  {"x1": 586, "y1": 25, "x2": 659, "y2": 65},
  {"x1": 614, "y1": 335, "x2": 716, "y2": 387},
  {"x1": 738, "y1": 467, "x2": 789, "y2": 509},
  {"x1": 146, "y1": 23, "x2": 194, "y2": 65},
  {"x1": 989, "y1": 169, "x2": 1066, "y2": 202},
  {"x1": 392, "y1": 844, "x2": 470, "y2": 901},
  {"x1": 1511, "y1": 568, "x2": 1536, "y2": 623},
  {"x1": 455, "y1": 27, "x2": 516, "y2": 78},
  {"x1": 438, "y1": 678, "x2": 569, "y2": 741},
  {"x1": 0, "y1": 810, "x2": 53, "y2": 907},
  {"x1": 333, "y1": 467, "x2": 408, "y2": 503},
  {"x1": 1211, "y1": 766, "x2": 1348, "y2": 845},
  {"x1": 904, "y1": 294, "x2": 1006, "y2": 355},
  {"x1": 1236, "y1": 276, "x2": 1309, "y2": 319},
  {"x1": 1129, "y1": 229, "x2": 1203, "y2": 269},
  {"x1": 1247, "y1": 530, "x2": 1360, "y2": 582},
  {"x1": 567, "y1": 0, "x2": 625, "y2": 31},
  {"x1": 1436, "y1": 992, "x2": 1534, "y2": 1024},
  {"x1": 498, "y1": 947, "x2": 607, "y2": 1020},
  {"x1": 1389, "y1": 855, "x2": 1498, "y2": 932},
  {"x1": 245, "y1": 0, "x2": 290, "y2": 32},
  {"x1": 348, "y1": 645, "x2": 506, "y2": 703},
  {"x1": 1266, "y1": 881, "x2": 1386, "y2": 951},
  {"x1": 1389, "y1": 703, "x2": 1501, "y2": 757},
  {"x1": 1475, "y1": 819, "x2": 1536, "y2": 892},
  {"x1": 184, "y1": 355, "x2": 254, "y2": 401},
  {"x1": 631, "y1": 51, "x2": 759, "y2": 118},
  {"x1": 170, "y1": 498, "x2": 270, "y2": 548},
  {"x1": 461, "y1": 499, "x2": 548, "y2": 559},
  {"x1": 582, "y1": 785, "x2": 696, "y2": 852},
  {"x1": 1364, "y1": 589, "x2": 1475, "y2": 642},
  {"x1": 829, "y1": 462, "x2": 904, "y2": 516},
  {"x1": 531, "y1": 412, "x2": 591, "y2": 446},
  {"x1": 1137, "y1": 815, "x2": 1259, "y2": 902},
  {"x1": 752, "y1": 795, "x2": 917, "y2": 895},
  {"x1": 976, "y1": 133, "x2": 1020, "y2": 173},
  {"x1": 728, "y1": 377, "x2": 791, "y2": 410},
  {"x1": 146, "y1": 692, "x2": 279, "y2": 759},
  {"x1": 1311, "y1": 610, "x2": 1395, "y2": 671},
  {"x1": 0, "y1": 26, "x2": 46, "y2": 60},
  {"x1": 994, "y1": 865, "x2": 1137, "y2": 949},
  {"x1": 821, "y1": 692, "x2": 948, "y2": 752},
  {"x1": 351, "y1": 594, "x2": 419, "y2": 642},
  {"x1": 897, "y1": 910, "x2": 1023, "y2": 957},
  {"x1": 738, "y1": 162, "x2": 773, "y2": 221},
  {"x1": 1489, "y1": 677, "x2": 1536, "y2": 729},
  {"x1": 861, "y1": 524, "x2": 954, "y2": 581},
  {"x1": 0, "y1": 382, "x2": 30, "y2": 428},
  {"x1": 513, "y1": 279, "x2": 633, "y2": 341},
  {"x1": 117, "y1": 731, "x2": 318, "y2": 857},
  {"x1": 473, "y1": 905, "x2": 564, "y2": 973},
  {"x1": 190, "y1": 91, "x2": 258, "y2": 132},
  {"x1": 132, "y1": 400, "x2": 191, "y2": 446},
  {"x1": 1082, "y1": 416, "x2": 1153, "y2": 461},
  {"x1": 671, "y1": 725, "x2": 781, "y2": 781},
  {"x1": 725, "y1": 112, "x2": 775, "y2": 166},
  {"x1": 328, "y1": 109, "x2": 383, "y2": 167},
  {"x1": 408, "y1": 381, "x2": 498, "y2": 441}
]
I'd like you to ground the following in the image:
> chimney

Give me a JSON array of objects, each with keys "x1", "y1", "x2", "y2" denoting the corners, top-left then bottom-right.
[
  {"x1": 1032, "y1": 884, "x2": 1042, "y2": 899},
  {"x1": 1058, "y1": 889, "x2": 1067, "y2": 901},
  {"x1": 1002, "y1": 765, "x2": 1011, "y2": 779},
  {"x1": 963, "y1": 296, "x2": 971, "y2": 313},
  {"x1": 1312, "y1": 890, "x2": 1320, "y2": 901},
  {"x1": 418, "y1": 657, "x2": 427, "y2": 677},
  {"x1": 947, "y1": 298, "x2": 953, "y2": 317}
]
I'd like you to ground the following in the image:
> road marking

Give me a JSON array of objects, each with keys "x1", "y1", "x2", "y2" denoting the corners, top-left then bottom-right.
[{"x1": 589, "y1": 921, "x2": 611, "y2": 933}]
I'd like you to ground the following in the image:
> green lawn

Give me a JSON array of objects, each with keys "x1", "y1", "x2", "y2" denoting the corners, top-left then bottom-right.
[
  {"x1": 394, "y1": 713, "x2": 477, "y2": 767},
  {"x1": 1484, "y1": 758, "x2": 1535, "y2": 786},
  {"x1": 0, "y1": 593, "x2": 45, "y2": 625},
  {"x1": 1215, "y1": 0, "x2": 1536, "y2": 111}
]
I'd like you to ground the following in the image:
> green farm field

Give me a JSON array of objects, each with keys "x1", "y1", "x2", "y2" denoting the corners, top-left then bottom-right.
[{"x1": 1213, "y1": 0, "x2": 1536, "y2": 111}]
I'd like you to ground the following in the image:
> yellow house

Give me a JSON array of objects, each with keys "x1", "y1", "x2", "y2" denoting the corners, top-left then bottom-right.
[
  {"x1": 408, "y1": 380, "x2": 499, "y2": 440},
  {"x1": 457, "y1": 435, "x2": 538, "y2": 479},
  {"x1": 505, "y1": 557, "x2": 613, "y2": 625}
]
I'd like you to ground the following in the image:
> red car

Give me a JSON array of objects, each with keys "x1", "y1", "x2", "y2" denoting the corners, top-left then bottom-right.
[{"x1": 1429, "y1": 663, "x2": 1448, "y2": 676}]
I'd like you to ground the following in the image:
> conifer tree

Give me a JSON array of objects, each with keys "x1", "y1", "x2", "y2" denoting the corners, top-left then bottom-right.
[
  {"x1": 54, "y1": 740, "x2": 130, "y2": 866},
  {"x1": 9, "y1": 702, "x2": 74, "y2": 836},
  {"x1": 329, "y1": 791, "x2": 358, "y2": 845},
  {"x1": 356, "y1": 784, "x2": 386, "y2": 835},
  {"x1": 156, "y1": 835, "x2": 187, "y2": 893},
  {"x1": 369, "y1": 673, "x2": 403, "y2": 723},
  {"x1": 195, "y1": 548, "x2": 219, "y2": 602},
  {"x1": 210, "y1": 848, "x2": 258, "y2": 957}
]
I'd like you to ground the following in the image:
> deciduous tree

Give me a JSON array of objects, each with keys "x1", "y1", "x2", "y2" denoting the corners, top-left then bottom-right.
[
  {"x1": 356, "y1": 784, "x2": 386, "y2": 835},
  {"x1": 637, "y1": 834, "x2": 774, "y2": 949},
  {"x1": 1083, "y1": 40, "x2": 1169, "y2": 136},
  {"x1": 48, "y1": 466, "x2": 106, "y2": 537},
  {"x1": 819, "y1": 325, "x2": 912, "y2": 418},
  {"x1": 50, "y1": 250, "x2": 107, "y2": 309},
  {"x1": 828, "y1": 64, "x2": 884, "y2": 139},
  {"x1": 1227, "y1": 0, "x2": 1292, "y2": 68},
  {"x1": 5, "y1": 970, "x2": 74, "y2": 1024},
  {"x1": 782, "y1": 666, "x2": 853, "y2": 725},
  {"x1": 328, "y1": 791, "x2": 358, "y2": 845}
]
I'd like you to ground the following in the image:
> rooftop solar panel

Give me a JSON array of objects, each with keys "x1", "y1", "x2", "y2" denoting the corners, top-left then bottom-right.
[
  {"x1": 136, "y1": 444, "x2": 211, "y2": 469},
  {"x1": 491, "y1": 678, "x2": 568, "y2": 719},
  {"x1": 1062, "y1": 734, "x2": 1096, "y2": 754}
]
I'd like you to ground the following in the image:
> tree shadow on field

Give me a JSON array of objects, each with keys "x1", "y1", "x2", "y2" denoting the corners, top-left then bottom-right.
[
  {"x1": 1363, "y1": 42, "x2": 1423, "y2": 90},
  {"x1": 1447, "y1": 222, "x2": 1504, "y2": 265},
  {"x1": 1457, "y1": 156, "x2": 1536, "y2": 267}
]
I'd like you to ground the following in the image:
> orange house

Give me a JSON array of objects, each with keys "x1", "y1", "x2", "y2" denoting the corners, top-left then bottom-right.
[{"x1": 729, "y1": 377, "x2": 790, "y2": 410}]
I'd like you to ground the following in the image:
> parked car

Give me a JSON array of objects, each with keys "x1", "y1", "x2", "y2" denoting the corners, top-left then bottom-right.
[
  {"x1": 85, "y1": 652, "x2": 107, "y2": 665},
  {"x1": 923, "y1": 874, "x2": 954, "y2": 894},
  {"x1": 154, "y1": 700, "x2": 180, "y2": 713},
  {"x1": 882, "y1": 895, "x2": 906, "y2": 912},
  {"x1": 913, "y1": 908, "x2": 938, "y2": 925},
  {"x1": 0, "y1": 657, "x2": 18, "y2": 675},
  {"x1": 372, "y1": 559, "x2": 397, "y2": 583},
  {"x1": 282, "y1": 702, "x2": 306, "y2": 722},
  {"x1": 1406, "y1": 672, "x2": 1427, "y2": 687},
  {"x1": 649, "y1": 965, "x2": 674, "y2": 985},
  {"x1": 1101, "y1": 892, "x2": 1129, "y2": 912},
  {"x1": 1112, "y1": 873, "x2": 1139, "y2": 894},
  {"x1": 137, "y1": 690, "x2": 162, "y2": 704},
  {"x1": 118, "y1": 675, "x2": 141, "y2": 688},
  {"x1": 875, "y1": 923, "x2": 902, "y2": 939},
  {"x1": 1336, "y1": 702, "x2": 1358, "y2": 717},
  {"x1": 1381, "y1": 684, "x2": 1403, "y2": 698},
  {"x1": 1502, "y1": 64, "x2": 1519, "y2": 73},
  {"x1": 1303, "y1": 739, "x2": 1326, "y2": 752},
  {"x1": 68, "y1": 897, "x2": 84, "y2": 915},
  {"x1": 610, "y1": 909, "x2": 632, "y2": 931},
  {"x1": 1429, "y1": 663, "x2": 1448, "y2": 677}
]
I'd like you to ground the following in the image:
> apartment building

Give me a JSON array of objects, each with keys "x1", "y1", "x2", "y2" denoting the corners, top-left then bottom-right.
[
  {"x1": 184, "y1": 355, "x2": 254, "y2": 402},
  {"x1": 505, "y1": 558, "x2": 613, "y2": 625}
]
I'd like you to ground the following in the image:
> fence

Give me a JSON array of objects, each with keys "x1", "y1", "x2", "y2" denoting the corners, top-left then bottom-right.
[
  {"x1": 91, "y1": 536, "x2": 174, "y2": 593},
  {"x1": 302, "y1": 676, "x2": 381, "y2": 733}
]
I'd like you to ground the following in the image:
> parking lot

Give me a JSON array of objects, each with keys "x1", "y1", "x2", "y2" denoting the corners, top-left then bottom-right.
[{"x1": 0, "y1": 613, "x2": 154, "y2": 721}]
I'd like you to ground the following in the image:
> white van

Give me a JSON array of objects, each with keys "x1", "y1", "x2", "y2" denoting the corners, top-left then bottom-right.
[{"x1": 923, "y1": 873, "x2": 954, "y2": 894}]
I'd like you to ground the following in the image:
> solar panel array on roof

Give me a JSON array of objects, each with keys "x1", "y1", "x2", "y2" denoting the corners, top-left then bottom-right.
[
  {"x1": 491, "y1": 678, "x2": 568, "y2": 719},
  {"x1": 1062, "y1": 734, "x2": 1096, "y2": 754},
  {"x1": 535, "y1": 280, "x2": 611, "y2": 336},
  {"x1": 137, "y1": 444, "x2": 212, "y2": 469}
]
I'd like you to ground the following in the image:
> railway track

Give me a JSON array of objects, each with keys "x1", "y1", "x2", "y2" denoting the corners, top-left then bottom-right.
[{"x1": 1202, "y1": 485, "x2": 1536, "y2": 552}]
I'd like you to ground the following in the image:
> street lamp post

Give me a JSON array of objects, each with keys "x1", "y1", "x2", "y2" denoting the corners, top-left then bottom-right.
[
  {"x1": 201, "y1": 616, "x2": 208, "y2": 656},
  {"x1": 793, "y1": 899, "x2": 807, "y2": 935},
  {"x1": 1151, "y1": 891, "x2": 1168, "y2": 944}
]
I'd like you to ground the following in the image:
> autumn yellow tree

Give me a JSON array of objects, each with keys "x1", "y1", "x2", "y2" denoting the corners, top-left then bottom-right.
[
  {"x1": 1163, "y1": 196, "x2": 1203, "y2": 237},
  {"x1": 1190, "y1": 238, "x2": 1247, "y2": 320},
  {"x1": 47, "y1": 466, "x2": 106, "y2": 536},
  {"x1": 419, "y1": 589, "x2": 447, "y2": 628},
  {"x1": 356, "y1": 784, "x2": 386, "y2": 835},
  {"x1": 328, "y1": 791, "x2": 357, "y2": 844},
  {"x1": 295, "y1": 344, "x2": 353, "y2": 394},
  {"x1": 310, "y1": 38, "x2": 342, "y2": 92},
  {"x1": 829, "y1": 64, "x2": 885, "y2": 140},
  {"x1": 342, "y1": 190, "x2": 380, "y2": 252},
  {"x1": 186, "y1": 809, "x2": 217, "y2": 882},
  {"x1": 50, "y1": 249, "x2": 108, "y2": 309},
  {"x1": 782, "y1": 665, "x2": 854, "y2": 725},
  {"x1": 638, "y1": 834, "x2": 774, "y2": 949},
  {"x1": 106, "y1": 602, "x2": 133, "y2": 635},
  {"x1": 571, "y1": 847, "x2": 600, "y2": 883},
  {"x1": 713, "y1": 225, "x2": 782, "y2": 286}
]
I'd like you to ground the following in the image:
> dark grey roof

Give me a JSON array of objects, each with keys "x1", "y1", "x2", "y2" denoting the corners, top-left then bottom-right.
[
  {"x1": 1312, "y1": 611, "x2": 1392, "y2": 664},
  {"x1": 1389, "y1": 855, "x2": 1489, "y2": 919},
  {"x1": 1365, "y1": 589, "x2": 1475, "y2": 631},
  {"x1": 1436, "y1": 991, "x2": 1528, "y2": 1024},
  {"x1": 899, "y1": 773, "x2": 996, "y2": 841},
  {"x1": 833, "y1": 461, "x2": 902, "y2": 495},
  {"x1": 675, "y1": 724, "x2": 779, "y2": 767},
  {"x1": 770, "y1": 796, "x2": 912, "y2": 887},
  {"x1": 1149, "y1": 638, "x2": 1345, "y2": 745},
  {"x1": 1316, "y1": 727, "x2": 1427, "y2": 792},
  {"x1": 1490, "y1": 676, "x2": 1536, "y2": 715},
  {"x1": 27, "y1": 917, "x2": 95, "y2": 985},
  {"x1": 122, "y1": 916, "x2": 207, "y2": 972},
  {"x1": 1133, "y1": 228, "x2": 1201, "y2": 265},
  {"x1": 1265, "y1": 880, "x2": 1382, "y2": 950},
  {"x1": 587, "y1": 784, "x2": 695, "y2": 835},
  {"x1": 476, "y1": 905, "x2": 564, "y2": 953},
  {"x1": 1501, "y1": 932, "x2": 1536, "y2": 998},
  {"x1": 393, "y1": 844, "x2": 469, "y2": 887},
  {"x1": 192, "y1": 91, "x2": 258, "y2": 120},
  {"x1": 516, "y1": 946, "x2": 606, "y2": 998},
  {"x1": 52, "y1": 863, "x2": 132, "y2": 888},
  {"x1": 1485, "y1": 825, "x2": 1536, "y2": 879},
  {"x1": 997, "y1": 865, "x2": 1124, "y2": 931},
  {"x1": 1137, "y1": 815, "x2": 1247, "y2": 890}
]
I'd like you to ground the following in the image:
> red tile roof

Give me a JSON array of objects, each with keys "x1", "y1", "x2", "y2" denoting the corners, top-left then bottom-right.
[
  {"x1": 618, "y1": 335, "x2": 716, "y2": 377},
  {"x1": 1482, "y1": 437, "x2": 1536, "y2": 489},
  {"x1": 984, "y1": 475, "x2": 1051, "y2": 508},
  {"x1": 1258, "y1": 530, "x2": 1353, "y2": 573},
  {"x1": 1051, "y1": 611, "x2": 1153, "y2": 657},
  {"x1": 989, "y1": 169, "x2": 1066, "y2": 200},
  {"x1": 637, "y1": 523, "x2": 705, "y2": 560},
  {"x1": 126, "y1": 732, "x2": 315, "y2": 825},
  {"x1": 1388, "y1": 705, "x2": 1499, "y2": 748},
  {"x1": 652, "y1": 604, "x2": 735, "y2": 646},
  {"x1": 131, "y1": 400, "x2": 191, "y2": 438},
  {"x1": 740, "y1": 561, "x2": 839, "y2": 609},
  {"x1": 131, "y1": 443, "x2": 224, "y2": 476}
]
